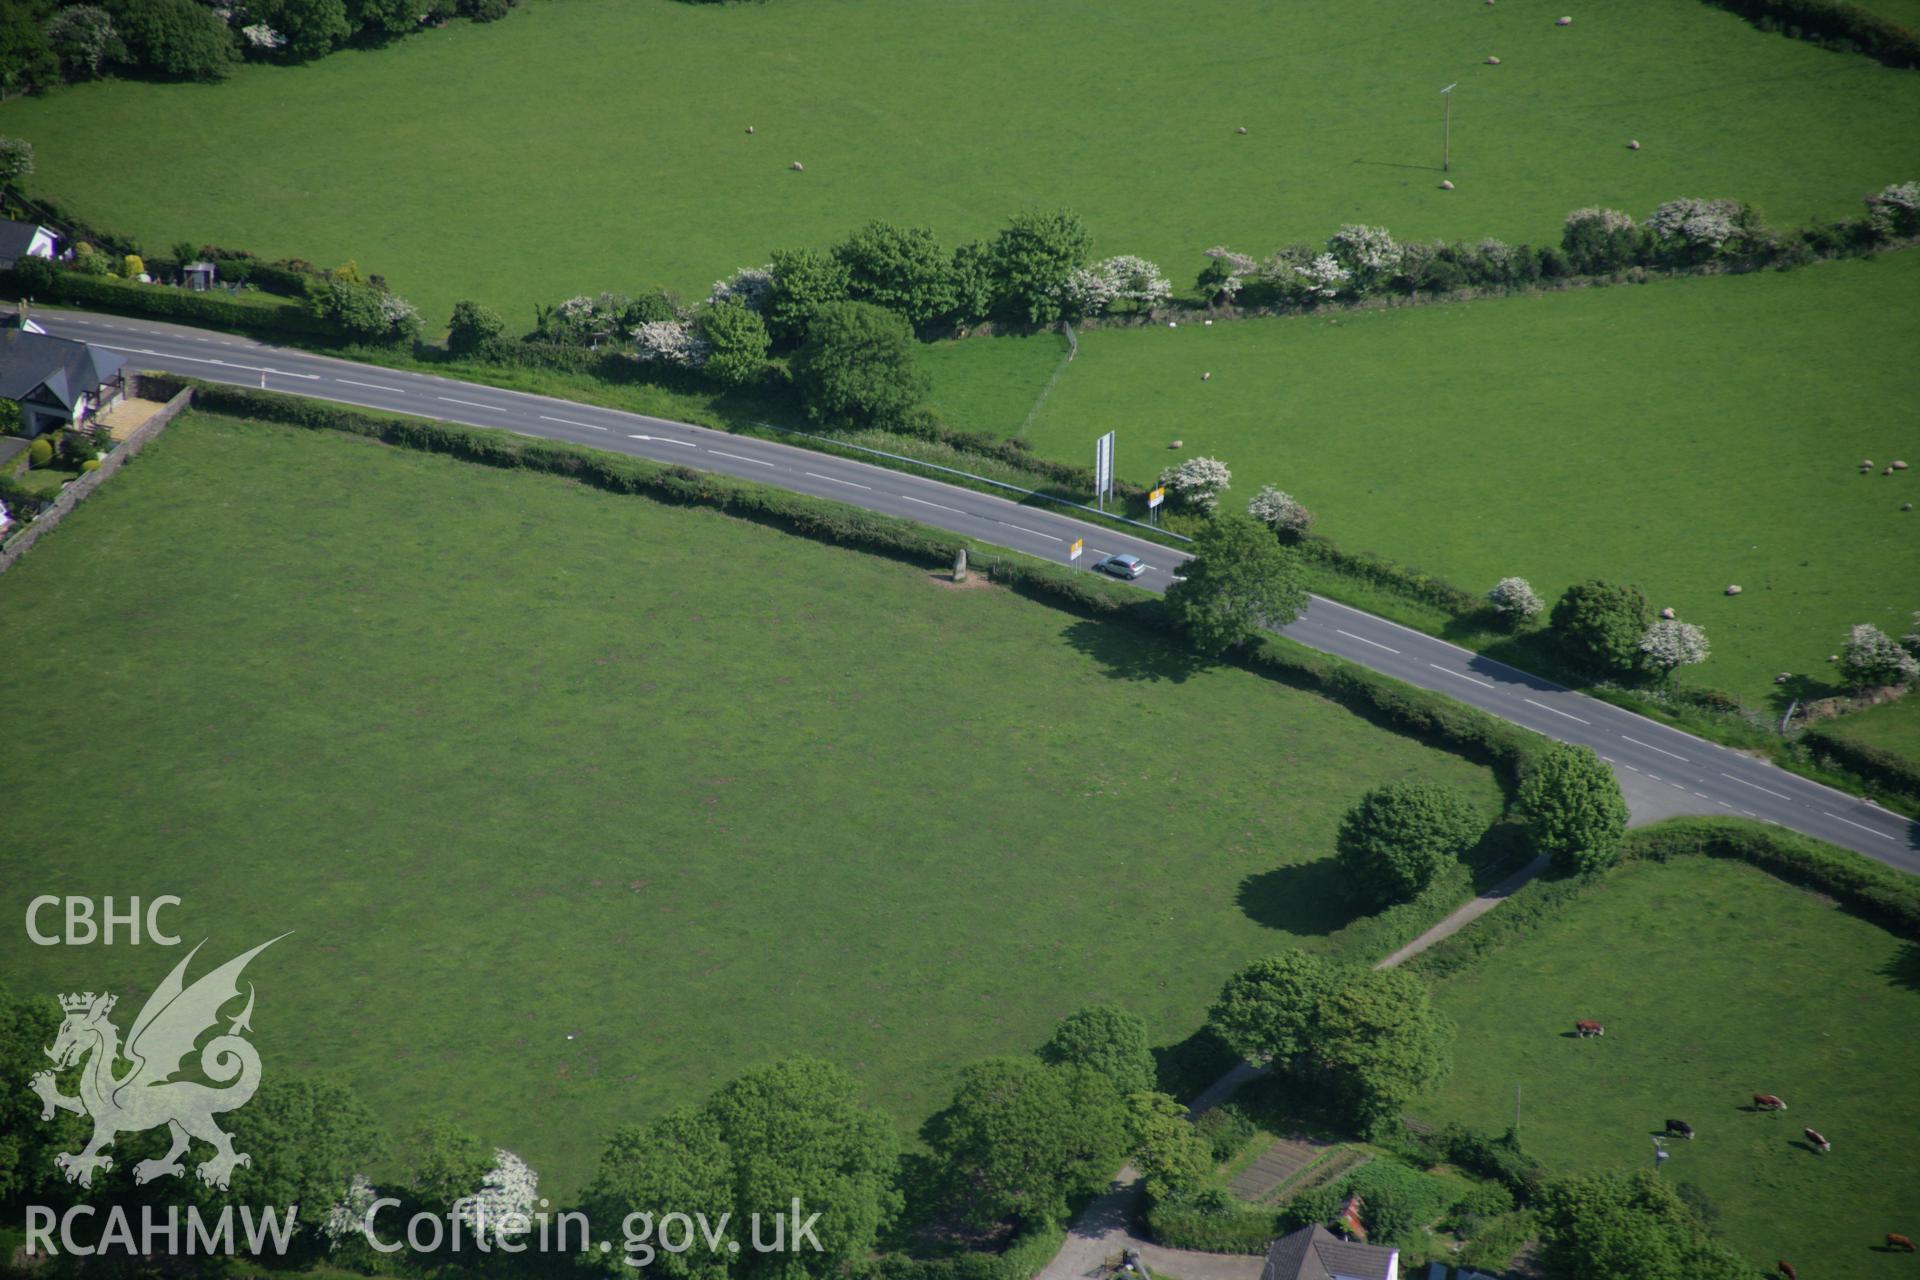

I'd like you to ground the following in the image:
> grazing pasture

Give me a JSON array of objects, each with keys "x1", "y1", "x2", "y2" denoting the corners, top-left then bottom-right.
[
  {"x1": 4, "y1": 0, "x2": 1919, "y2": 323},
  {"x1": 1416, "y1": 854, "x2": 1920, "y2": 1279},
  {"x1": 0, "y1": 413, "x2": 1502, "y2": 1192},
  {"x1": 1007, "y1": 254, "x2": 1920, "y2": 709}
]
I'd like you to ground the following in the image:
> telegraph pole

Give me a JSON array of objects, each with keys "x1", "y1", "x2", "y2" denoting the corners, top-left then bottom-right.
[{"x1": 1440, "y1": 83, "x2": 1457, "y2": 172}]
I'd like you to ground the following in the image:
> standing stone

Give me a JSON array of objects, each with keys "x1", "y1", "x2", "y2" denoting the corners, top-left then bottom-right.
[{"x1": 953, "y1": 547, "x2": 968, "y2": 583}]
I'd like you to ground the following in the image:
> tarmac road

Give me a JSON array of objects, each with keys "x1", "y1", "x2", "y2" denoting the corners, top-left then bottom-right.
[{"x1": 35, "y1": 307, "x2": 1918, "y2": 871}]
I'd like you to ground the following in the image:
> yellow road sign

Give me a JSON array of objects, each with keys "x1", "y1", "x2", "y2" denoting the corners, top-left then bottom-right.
[{"x1": 1069, "y1": 538, "x2": 1084, "y2": 561}]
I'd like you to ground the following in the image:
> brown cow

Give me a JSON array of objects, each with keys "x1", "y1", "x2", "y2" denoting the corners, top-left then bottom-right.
[
  {"x1": 1778, "y1": 1262, "x2": 1798, "y2": 1280},
  {"x1": 1889, "y1": 1233, "x2": 1917, "y2": 1252},
  {"x1": 1575, "y1": 1020, "x2": 1605, "y2": 1038},
  {"x1": 1753, "y1": 1093, "x2": 1787, "y2": 1111},
  {"x1": 1804, "y1": 1127, "x2": 1831, "y2": 1153}
]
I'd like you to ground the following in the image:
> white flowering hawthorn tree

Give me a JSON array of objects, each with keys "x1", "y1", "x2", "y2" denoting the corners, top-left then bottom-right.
[
  {"x1": 321, "y1": 1174, "x2": 376, "y2": 1250},
  {"x1": 1639, "y1": 619, "x2": 1710, "y2": 677},
  {"x1": 1866, "y1": 181, "x2": 1920, "y2": 238},
  {"x1": 239, "y1": 22, "x2": 286, "y2": 47},
  {"x1": 1158, "y1": 456, "x2": 1232, "y2": 512},
  {"x1": 1839, "y1": 623, "x2": 1920, "y2": 690},
  {"x1": 1062, "y1": 255, "x2": 1172, "y2": 316},
  {"x1": 1646, "y1": 198, "x2": 1744, "y2": 256},
  {"x1": 707, "y1": 265, "x2": 773, "y2": 311},
  {"x1": 1328, "y1": 224, "x2": 1402, "y2": 291},
  {"x1": 1486, "y1": 577, "x2": 1544, "y2": 623},
  {"x1": 457, "y1": 1150, "x2": 540, "y2": 1245},
  {"x1": 632, "y1": 320, "x2": 712, "y2": 368},
  {"x1": 1292, "y1": 253, "x2": 1350, "y2": 301},
  {"x1": 1247, "y1": 485, "x2": 1312, "y2": 536},
  {"x1": 1565, "y1": 207, "x2": 1637, "y2": 236},
  {"x1": 1202, "y1": 246, "x2": 1258, "y2": 302}
]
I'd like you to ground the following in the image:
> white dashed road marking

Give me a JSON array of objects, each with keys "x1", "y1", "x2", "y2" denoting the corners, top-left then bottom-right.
[
  {"x1": 901, "y1": 495, "x2": 967, "y2": 515},
  {"x1": 1621, "y1": 734, "x2": 1691, "y2": 763},
  {"x1": 437, "y1": 396, "x2": 493, "y2": 410},
  {"x1": 540, "y1": 414, "x2": 606, "y2": 431},
  {"x1": 337, "y1": 378, "x2": 405, "y2": 393},
  {"x1": 1524, "y1": 697, "x2": 1591, "y2": 725},
  {"x1": 1720, "y1": 772, "x2": 1792, "y2": 801},
  {"x1": 998, "y1": 521, "x2": 1063, "y2": 542},
  {"x1": 1429, "y1": 663, "x2": 1496, "y2": 690},
  {"x1": 1822, "y1": 812, "x2": 1895, "y2": 840},
  {"x1": 709, "y1": 449, "x2": 774, "y2": 466},
  {"x1": 806, "y1": 472, "x2": 872, "y2": 490},
  {"x1": 1336, "y1": 629, "x2": 1401, "y2": 655}
]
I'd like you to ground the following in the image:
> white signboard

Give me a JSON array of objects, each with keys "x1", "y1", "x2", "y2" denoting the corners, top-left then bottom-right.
[
  {"x1": 1147, "y1": 487, "x2": 1165, "y2": 509},
  {"x1": 1094, "y1": 432, "x2": 1115, "y2": 504}
]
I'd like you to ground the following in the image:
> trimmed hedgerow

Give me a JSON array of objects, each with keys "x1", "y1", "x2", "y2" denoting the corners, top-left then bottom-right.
[
  {"x1": 1143, "y1": 1191, "x2": 1281, "y2": 1254},
  {"x1": 1801, "y1": 726, "x2": 1920, "y2": 806},
  {"x1": 1700, "y1": 0, "x2": 1920, "y2": 66},
  {"x1": 0, "y1": 266, "x2": 337, "y2": 339},
  {"x1": 1625, "y1": 817, "x2": 1920, "y2": 939},
  {"x1": 1409, "y1": 817, "x2": 1920, "y2": 984}
]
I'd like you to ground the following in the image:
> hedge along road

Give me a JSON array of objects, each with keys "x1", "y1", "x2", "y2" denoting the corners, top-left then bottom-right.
[{"x1": 36, "y1": 307, "x2": 1919, "y2": 871}]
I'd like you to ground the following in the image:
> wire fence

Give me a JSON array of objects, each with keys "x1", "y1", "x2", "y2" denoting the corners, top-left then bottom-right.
[{"x1": 1015, "y1": 322, "x2": 1078, "y2": 439}]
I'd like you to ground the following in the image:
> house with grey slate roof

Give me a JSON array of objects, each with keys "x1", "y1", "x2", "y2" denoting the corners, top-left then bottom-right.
[
  {"x1": 1259, "y1": 1224, "x2": 1399, "y2": 1280},
  {"x1": 0, "y1": 326, "x2": 126, "y2": 436}
]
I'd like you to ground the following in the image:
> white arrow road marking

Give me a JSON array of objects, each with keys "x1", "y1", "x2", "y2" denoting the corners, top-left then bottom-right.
[
  {"x1": 806, "y1": 472, "x2": 872, "y2": 490},
  {"x1": 1335, "y1": 629, "x2": 1401, "y2": 655},
  {"x1": 1720, "y1": 772, "x2": 1793, "y2": 801},
  {"x1": 1621, "y1": 734, "x2": 1691, "y2": 763},
  {"x1": 540, "y1": 414, "x2": 606, "y2": 431},
  {"x1": 1822, "y1": 812, "x2": 1895, "y2": 840},
  {"x1": 1429, "y1": 663, "x2": 1496, "y2": 690},
  {"x1": 1524, "y1": 697, "x2": 1590, "y2": 724}
]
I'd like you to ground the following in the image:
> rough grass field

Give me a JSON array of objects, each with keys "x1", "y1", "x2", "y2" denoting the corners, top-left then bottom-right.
[
  {"x1": 4, "y1": 0, "x2": 1920, "y2": 324},
  {"x1": 0, "y1": 413, "x2": 1503, "y2": 1192},
  {"x1": 1000, "y1": 254, "x2": 1920, "y2": 709},
  {"x1": 1415, "y1": 855, "x2": 1920, "y2": 1279}
]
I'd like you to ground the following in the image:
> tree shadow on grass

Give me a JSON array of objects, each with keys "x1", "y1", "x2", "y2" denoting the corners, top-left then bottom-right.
[
  {"x1": 1880, "y1": 943, "x2": 1920, "y2": 993},
  {"x1": 1061, "y1": 618, "x2": 1210, "y2": 684},
  {"x1": 1236, "y1": 858, "x2": 1350, "y2": 936}
]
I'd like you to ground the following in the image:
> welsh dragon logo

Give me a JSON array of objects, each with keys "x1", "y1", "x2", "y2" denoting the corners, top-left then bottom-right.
[{"x1": 30, "y1": 936, "x2": 286, "y2": 1190}]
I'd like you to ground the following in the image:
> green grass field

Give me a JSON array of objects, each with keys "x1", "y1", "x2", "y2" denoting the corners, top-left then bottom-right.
[
  {"x1": 0, "y1": 413, "x2": 1502, "y2": 1192},
  {"x1": 1823, "y1": 695, "x2": 1920, "y2": 760},
  {"x1": 992, "y1": 254, "x2": 1920, "y2": 709},
  {"x1": 4, "y1": 0, "x2": 1919, "y2": 325},
  {"x1": 1415, "y1": 855, "x2": 1920, "y2": 1279}
]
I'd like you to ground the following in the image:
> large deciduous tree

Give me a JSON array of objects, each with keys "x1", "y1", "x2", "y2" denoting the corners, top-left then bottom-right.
[
  {"x1": 791, "y1": 301, "x2": 928, "y2": 427},
  {"x1": 105, "y1": 0, "x2": 239, "y2": 79},
  {"x1": 706, "y1": 1057, "x2": 900, "y2": 1279},
  {"x1": 1538, "y1": 1170, "x2": 1762, "y2": 1280},
  {"x1": 764, "y1": 248, "x2": 851, "y2": 347},
  {"x1": 988, "y1": 209, "x2": 1092, "y2": 326},
  {"x1": 1517, "y1": 744, "x2": 1627, "y2": 874},
  {"x1": 1335, "y1": 782, "x2": 1486, "y2": 908},
  {"x1": 1208, "y1": 951, "x2": 1341, "y2": 1068},
  {"x1": 1551, "y1": 580, "x2": 1651, "y2": 676},
  {"x1": 834, "y1": 222, "x2": 956, "y2": 332},
  {"x1": 698, "y1": 298, "x2": 772, "y2": 388},
  {"x1": 1039, "y1": 1004, "x2": 1155, "y2": 1097},
  {"x1": 925, "y1": 1057, "x2": 1128, "y2": 1230},
  {"x1": 1163, "y1": 513, "x2": 1307, "y2": 656},
  {"x1": 582, "y1": 1107, "x2": 736, "y2": 1280}
]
